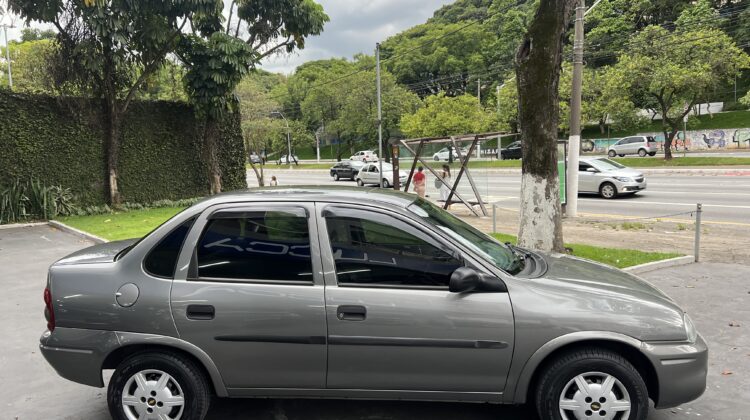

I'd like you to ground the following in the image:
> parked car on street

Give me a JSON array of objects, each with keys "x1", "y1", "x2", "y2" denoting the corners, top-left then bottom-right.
[
  {"x1": 329, "y1": 160, "x2": 365, "y2": 181},
  {"x1": 500, "y1": 141, "x2": 523, "y2": 160},
  {"x1": 607, "y1": 136, "x2": 658, "y2": 157},
  {"x1": 356, "y1": 162, "x2": 407, "y2": 188},
  {"x1": 40, "y1": 188, "x2": 706, "y2": 420},
  {"x1": 432, "y1": 147, "x2": 468, "y2": 161},
  {"x1": 350, "y1": 150, "x2": 378, "y2": 162},
  {"x1": 249, "y1": 153, "x2": 262, "y2": 164},
  {"x1": 579, "y1": 157, "x2": 647, "y2": 198},
  {"x1": 277, "y1": 154, "x2": 299, "y2": 165}
]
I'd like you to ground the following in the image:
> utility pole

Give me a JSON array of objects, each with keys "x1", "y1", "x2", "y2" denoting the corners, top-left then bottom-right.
[
  {"x1": 566, "y1": 0, "x2": 592, "y2": 217},
  {"x1": 2, "y1": 24, "x2": 12, "y2": 90},
  {"x1": 477, "y1": 78, "x2": 481, "y2": 106},
  {"x1": 496, "y1": 84, "x2": 500, "y2": 114},
  {"x1": 376, "y1": 43, "x2": 384, "y2": 188}
]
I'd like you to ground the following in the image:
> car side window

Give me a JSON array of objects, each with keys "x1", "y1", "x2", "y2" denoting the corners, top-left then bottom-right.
[
  {"x1": 325, "y1": 213, "x2": 462, "y2": 287},
  {"x1": 579, "y1": 162, "x2": 592, "y2": 172},
  {"x1": 144, "y1": 217, "x2": 196, "y2": 278},
  {"x1": 195, "y1": 209, "x2": 312, "y2": 283}
]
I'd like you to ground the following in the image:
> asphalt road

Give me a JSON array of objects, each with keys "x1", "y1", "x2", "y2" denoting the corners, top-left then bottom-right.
[
  {"x1": 2, "y1": 225, "x2": 748, "y2": 419},
  {"x1": 251, "y1": 169, "x2": 750, "y2": 226}
]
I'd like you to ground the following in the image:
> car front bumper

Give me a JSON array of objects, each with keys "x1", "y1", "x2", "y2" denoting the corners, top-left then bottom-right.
[
  {"x1": 614, "y1": 179, "x2": 647, "y2": 193},
  {"x1": 642, "y1": 333, "x2": 708, "y2": 408}
]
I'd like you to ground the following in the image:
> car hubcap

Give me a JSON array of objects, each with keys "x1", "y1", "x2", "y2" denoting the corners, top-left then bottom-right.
[
  {"x1": 121, "y1": 369, "x2": 185, "y2": 420},
  {"x1": 602, "y1": 185, "x2": 615, "y2": 198},
  {"x1": 559, "y1": 372, "x2": 631, "y2": 420}
]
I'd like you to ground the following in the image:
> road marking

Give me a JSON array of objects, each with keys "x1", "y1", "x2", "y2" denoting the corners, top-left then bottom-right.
[
  {"x1": 577, "y1": 212, "x2": 750, "y2": 227},
  {"x1": 645, "y1": 190, "x2": 750, "y2": 196},
  {"x1": 578, "y1": 199, "x2": 750, "y2": 210}
]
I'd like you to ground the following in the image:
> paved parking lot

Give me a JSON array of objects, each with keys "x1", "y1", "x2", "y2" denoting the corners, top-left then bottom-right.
[{"x1": 1, "y1": 224, "x2": 748, "y2": 419}]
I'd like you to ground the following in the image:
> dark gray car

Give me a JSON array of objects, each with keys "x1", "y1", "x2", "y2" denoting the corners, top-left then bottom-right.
[{"x1": 40, "y1": 187, "x2": 707, "y2": 420}]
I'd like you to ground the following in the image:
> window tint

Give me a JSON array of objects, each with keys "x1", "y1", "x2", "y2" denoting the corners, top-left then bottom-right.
[
  {"x1": 144, "y1": 218, "x2": 195, "y2": 278},
  {"x1": 196, "y1": 210, "x2": 312, "y2": 282},
  {"x1": 326, "y1": 215, "x2": 462, "y2": 287},
  {"x1": 579, "y1": 162, "x2": 593, "y2": 172}
]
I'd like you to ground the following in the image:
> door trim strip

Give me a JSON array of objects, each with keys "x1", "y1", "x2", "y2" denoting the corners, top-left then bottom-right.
[
  {"x1": 215, "y1": 335, "x2": 326, "y2": 345},
  {"x1": 328, "y1": 335, "x2": 508, "y2": 349}
]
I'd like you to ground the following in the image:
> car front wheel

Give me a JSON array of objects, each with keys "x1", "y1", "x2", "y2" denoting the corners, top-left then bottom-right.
[
  {"x1": 535, "y1": 348, "x2": 649, "y2": 420},
  {"x1": 607, "y1": 150, "x2": 616, "y2": 158},
  {"x1": 648, "y1": 152, "x2": 656, "y2": 156},
  {"x1": 382, "y1": 179, "x2": 390, "y2": 188},
  {"x1": 108, "y1": 351, "x2": 210, "y2": 420},
  {"x1": 600, "y1": 182, "x2": 617, "y2": 199},
  {"x1": 357, "y1": 178, "x2": 364, "y2": 186},
  {"x1": 638, "y1": 149, "x2": 647, "y2": 157},
  {"x1": 333, "y1": 173, "x2": 340, "y2": 181}
]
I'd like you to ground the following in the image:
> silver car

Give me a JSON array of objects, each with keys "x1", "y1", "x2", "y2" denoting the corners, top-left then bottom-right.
[
  {"x1": 356, "y1": 162, "x2": 407, "y2": 188},
  {"x1": 579, "y1": 157, "x2": 647, "y2": 199},
  {"x1": 607, "y1": 136, "x2": 658, "y2": 157},
  {"x1": 40, "y1": 188, "x2": 706, "y2": 420}
]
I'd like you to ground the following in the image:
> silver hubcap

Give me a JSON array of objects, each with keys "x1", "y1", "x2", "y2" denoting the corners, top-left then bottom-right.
[
  {"x1": 121, "y1": 369, "x2": 185, "y2": 420},
  {"x1": 601, "y1": 185, "x2": 615, "y2": 198},
  {"x1": 559, "y1": 372, "x2": 631, "y2": 420}
]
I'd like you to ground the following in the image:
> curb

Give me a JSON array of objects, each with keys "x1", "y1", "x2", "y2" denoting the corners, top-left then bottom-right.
[
  {"x1": 48, "y1": 220, "x2": 108, "y2": 244},
  {"x1": 0, "y1": 221, "x2": 48, "y2": 230},
  {"x1": 624, "y1": 255, "x2": 694, "y2": 274}
]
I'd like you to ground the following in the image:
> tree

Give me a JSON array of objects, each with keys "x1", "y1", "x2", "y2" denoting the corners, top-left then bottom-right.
[
  {"x1": 616, "y1": 23, "x2": 749, "y2": 158},
  {"x1": 9, "y1": 0, "x2": 218, "y2": 204},
  {"x1": 400, "y1": 93, "x2": 498, "y2": 138},
  {"x1": 0, "y1": 39, "x2": 56, "y2": 92},
  {"x1": 515, "y1": 0, "x2": 574, "y2": 252},
  {"x1": 19, "y1": 27, "x2": 56, "y2": 42},
  {"x1": 236, "y1": 74, "x2": 282, "y2": 186}
]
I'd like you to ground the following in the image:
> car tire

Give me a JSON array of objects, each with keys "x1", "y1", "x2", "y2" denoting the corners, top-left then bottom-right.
[
  {"x1": 618, "y1": 154, "x2": 625, "y2": 157},
  {"x1": 648, "y1": 152, "x2": 656, "y2": 157},
  {"x1": 434, "y1": 155, "x2": 440, "y2": 161},
  {"x1": 333, "y1": 173, "x2": 339, "y2": 181},
  {"x1": 382, "y1": 179, "x2": 390, "y2": 188},
  {"x1": 535, "y1": 348, "x2": 649, "y2": 420},
  {"x1": 600, "y1": 182, "x2": 617, "y2": 199},
  {"x1": 638, "y1": 149, "x2": 647, "y2": 157},
  {"x1": 357, "y1": 178, "x2": 364, "y2": 187},
  {"x1": 607, "y1": 150, "x2": 616, "y2": 158},
  {"x1": 108, "y1": 351, "x2": 210, "y2": 420}
]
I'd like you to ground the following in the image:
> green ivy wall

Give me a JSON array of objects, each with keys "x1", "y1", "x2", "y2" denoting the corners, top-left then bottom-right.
[{"x1": 0, "y1": 91, "x2": 246, "y2": 205}]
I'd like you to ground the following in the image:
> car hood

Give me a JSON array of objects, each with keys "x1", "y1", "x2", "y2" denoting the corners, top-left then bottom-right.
[
  {"x1": 537, "y1": 251, "x2": 672, "y2": 301},
  {"x1": 54, "y1": 239, "x2": 138, "y2": 265},
  {"x1": 601, "y1": 168, "x2": 643, "y2": 178}
]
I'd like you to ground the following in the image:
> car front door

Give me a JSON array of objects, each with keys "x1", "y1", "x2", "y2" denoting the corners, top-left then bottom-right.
[
  {"x1": 170, "y1": 202, "x2": 327, "y2": 390},
  {"x1": 317, "y1": 204, "x2": 514, "y2": 397},
  {"x1": 578, "y1": 162, "x2": 597, "y2": 192}
]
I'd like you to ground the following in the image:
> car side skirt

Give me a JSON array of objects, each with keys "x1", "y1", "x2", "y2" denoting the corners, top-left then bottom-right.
[{"x1": 226, "y1": 388, "x2": 503, "y2": 403}]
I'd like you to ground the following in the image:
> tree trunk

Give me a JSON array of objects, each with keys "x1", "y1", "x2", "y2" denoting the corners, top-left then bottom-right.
[
  {"x1": 515, "y1": 0, "x2": 573, "y2": 253},
  {"x1": 662, "y1": 128, "x2": 673, "y2": 160},
  {"x1": 599, "y1": 117, "x2": 607, "y2": 134},
  {"x1": 103, "y1": 48, "x2": 122, "y2": 206},
  {"x1": 203, "y1": 116, "x2": 222, "y2": 194},
  {"x1": 248, "y1": 158, "x2": 264, "y2": 187}
]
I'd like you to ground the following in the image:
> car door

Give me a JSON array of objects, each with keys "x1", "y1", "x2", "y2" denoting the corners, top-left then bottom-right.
[
  {"x1": 578, "y1": 162, "x2": 597, "y2": 192},
  {"x1": 622, "y1": 137, "x2": 637, "y2": 154},
  {"x1": 317, "y1": 204, "x2": 514, "y2": 395},
  {"x1": 170, "y1": 202, "x2": 327, "y2": 390}
]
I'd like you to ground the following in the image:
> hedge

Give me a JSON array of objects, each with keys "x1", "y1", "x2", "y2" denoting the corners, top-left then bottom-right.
[{"x1": 0, "y1": 90, "x2": 246, "y2": 205}]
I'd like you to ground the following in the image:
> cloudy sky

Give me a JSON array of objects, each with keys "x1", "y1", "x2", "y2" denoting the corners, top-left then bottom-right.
[
  {"x1": 260, "y1": 0, "x2": 454, "y2": 74},
  {"x1": 2, "y1": 0, "x2": 453, "y2": 74}
]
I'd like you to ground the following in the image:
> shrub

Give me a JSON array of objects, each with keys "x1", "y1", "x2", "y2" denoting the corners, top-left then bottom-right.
[{"x1": 0, "y1": 179, "x2": 78, "y2": 224}]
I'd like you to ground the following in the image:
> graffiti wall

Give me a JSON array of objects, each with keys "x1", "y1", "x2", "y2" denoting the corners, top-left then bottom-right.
[{"x1": 581, "y1": 128, "x2": 750, "y2": 153}]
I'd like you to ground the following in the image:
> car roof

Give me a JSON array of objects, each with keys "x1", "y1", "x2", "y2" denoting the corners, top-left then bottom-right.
[{"x1": 198, "y1": 186, "x2": 416, "y2": 208}]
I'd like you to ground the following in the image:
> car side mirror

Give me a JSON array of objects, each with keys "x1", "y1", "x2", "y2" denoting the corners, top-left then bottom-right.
[
  {"x1": 586, "y1": 167, "x2": 598, "y2": 173},
  {"x1": 449, "y1": 267, "x2": 507, "y2": 293}
]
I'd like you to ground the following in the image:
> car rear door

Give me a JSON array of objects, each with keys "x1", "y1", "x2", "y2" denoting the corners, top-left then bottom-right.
[
  {"x1": 170, "y1": 202, "x2": 327, "y2": 391},
  {"x1": 317, "y1": 204, "x2": 514, "y2": 396}
]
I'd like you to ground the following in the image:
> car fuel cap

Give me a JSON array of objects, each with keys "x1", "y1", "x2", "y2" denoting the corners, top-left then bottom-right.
[{"x1": 115, "y1": 283, "x2": 140, "y2": 307}]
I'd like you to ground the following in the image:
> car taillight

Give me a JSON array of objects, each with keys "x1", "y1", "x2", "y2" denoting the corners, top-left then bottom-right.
[{"x1": 44, "y1": 287, "x2": 55, "y2": 332}]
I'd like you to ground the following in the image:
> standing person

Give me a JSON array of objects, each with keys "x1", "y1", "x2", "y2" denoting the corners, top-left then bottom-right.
[
  {"x1": 270, "y1": 176, "x2": 278, "y2": 186},
  {"x1": 412, "y1": 166, "x2": 426, "y2": 198},
  {"x1": 440, "y1": 164, "x2": 452, "y2": 207}
]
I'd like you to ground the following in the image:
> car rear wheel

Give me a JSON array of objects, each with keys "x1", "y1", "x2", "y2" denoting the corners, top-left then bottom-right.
[
  {"x1": 648, "y1": 152, "x2": 656, "y2": 156},
  {"x1": 333, "y1": 173, "x2": 340, "y2": 181},
  {"x1": 607, "y1": 150, "x2": 616, "y2": 158},
  {"x1": 357, "y1": 178, "x2": 364, "y2": 187},
  {"x1": 434, "y1": 155, "x2": 440, "y2": 161},
  {"x1": 534, "y1": 348, "x2": 648, "y2": 420},
  {"x1": 638, "y1": 149, "x2": 647, "y2": 157},
  {"x1": 108, "y1": 352, "x2": 210, "y2": 420},
  {"x1": 600, "y1": 182, "x2": 617, "y2": 199}
]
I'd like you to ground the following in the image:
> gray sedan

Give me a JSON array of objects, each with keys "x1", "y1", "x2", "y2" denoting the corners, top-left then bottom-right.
[
  {"x1": 579, "y1": 157, "x2": 647, "y2": 199},
  {"x1": 40, "y1": 187, "x2": 706, "y2": 420}
]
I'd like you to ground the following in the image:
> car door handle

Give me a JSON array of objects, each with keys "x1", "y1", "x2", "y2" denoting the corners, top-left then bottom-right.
[
  {"x1": 186, "y1": 305, "x2": 215, "y2": 320},
  {"x1": 337, "y1": 305, "x2": 366, "y2": 321}
]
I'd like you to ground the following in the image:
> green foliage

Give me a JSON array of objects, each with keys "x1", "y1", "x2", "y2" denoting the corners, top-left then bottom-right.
[
  {"x1": 400, "y1": 93, "x2": 501, "y2": 138},
  {"x1": 0, "y1": 178, "x2": 77, "y2": 224},
  {"x1": 19, "y1": 28, "x2": 57, "y2": 42},
  {"x1": 429, "y1": 0, "x2": 493, "y2": 24},
  {"x1": 0, "y1": 91, "x2": 246, "y2": 206},
  {"x1": 235, "y1": 0, "x2": 329, "y2": 52},
  {"x1": 0, "y1": 39, "x2": 57, "y2": 93}
]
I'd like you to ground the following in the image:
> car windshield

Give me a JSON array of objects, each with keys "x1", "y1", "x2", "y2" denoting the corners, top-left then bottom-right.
[
  {"x1": 590, "y1": 158, "x2": 626, "y2": 171},
  {"x1": 407, "y1": 198, "x2": 525, "y2": 275}
]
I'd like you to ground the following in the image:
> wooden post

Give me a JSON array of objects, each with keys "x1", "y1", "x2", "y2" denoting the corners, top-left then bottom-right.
[
  {"x1": 402, "y1": 139, "x2": 424, "y2": 193},
  {"x1": 450, "y1": 136, "x2": 488, "y2": 216}
]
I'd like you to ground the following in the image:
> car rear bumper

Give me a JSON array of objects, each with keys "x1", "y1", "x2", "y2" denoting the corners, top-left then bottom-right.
[
  {"x1": 39, "y1": 327, "x2": 119, "y2": 388},
  {"x1": 643, "y1": 334, "x2": 708, "y2": 408}
]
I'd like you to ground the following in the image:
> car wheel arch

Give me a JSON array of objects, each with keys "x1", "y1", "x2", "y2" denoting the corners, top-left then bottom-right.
[
  {"x1": 102, "y1": 333, "x2": 229, "y2": 397},
  {"x1": 510, "y1": 332, "x2": 659, "y2": 407}
]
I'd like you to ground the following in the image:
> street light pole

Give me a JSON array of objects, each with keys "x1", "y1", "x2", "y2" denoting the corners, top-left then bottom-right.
[
  {"x1": 376, "y1": 42, "x2": 383, "y2": 188},
  {"x1": 2, "y1": 24, "x2": 12, "y2": 90}
]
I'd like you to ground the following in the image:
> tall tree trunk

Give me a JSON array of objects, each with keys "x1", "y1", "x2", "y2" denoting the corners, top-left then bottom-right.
[
  {"x1": 599, "y1": 117, "x2": 607, "y2": 134},
  {"x1": 103, "y1": 49, "x2": 122, "y2": 205},
  {"x1": 515, "y1": 0, "x2": 573, "y2": 253},
  {"x1": 662, "y1": 127, "x2": 673, "y2": 160},
  {"x1": 248, "y1": 157, "x2": 264, "y2": 187},
  {"x1": 203, "y1": 116, "x2": 222, "y2": 194}
]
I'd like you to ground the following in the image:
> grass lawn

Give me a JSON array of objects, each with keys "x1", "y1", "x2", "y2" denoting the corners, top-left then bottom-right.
[
  {"x1": 581, "y1": 110, "x2": 750, "y2": 139},
  {"x1": 57, "y1": 207, "x2": 185, "y2": 241},
  {"x1": 492, "y1": 233, "x2": 681, "y2": 269},
  {"x1": 57, "y1": 206, "x2": 680, "y2": 269}
]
